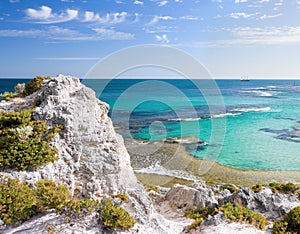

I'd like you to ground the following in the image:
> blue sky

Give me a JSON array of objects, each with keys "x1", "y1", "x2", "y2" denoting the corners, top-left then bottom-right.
[{"x1": 0, "y1": 0, "x2": 299, "y2": 78}]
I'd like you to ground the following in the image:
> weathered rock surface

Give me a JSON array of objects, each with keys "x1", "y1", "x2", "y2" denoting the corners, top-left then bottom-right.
[
  {"x1": 165, "y1": 182, "x2": 218, "y2": 211},
  {"x1": 0, "y1": 75, "x2": 177, "y2": 233},
  {"x1": 163, "y1": 182, "x2": 300, "y2": 233}
]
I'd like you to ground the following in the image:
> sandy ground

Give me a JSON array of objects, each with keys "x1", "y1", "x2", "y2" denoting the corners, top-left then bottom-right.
[{"x1": 125, "y1": 140, "x2": 300, "y2": 187}]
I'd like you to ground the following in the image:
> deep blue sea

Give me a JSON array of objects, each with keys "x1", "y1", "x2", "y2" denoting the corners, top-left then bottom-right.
[{"x1": 1, "y1": 78, "x2": 300, "y2": 170}]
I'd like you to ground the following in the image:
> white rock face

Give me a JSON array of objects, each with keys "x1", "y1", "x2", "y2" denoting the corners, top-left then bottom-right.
[{"x1": 0, "y1": 75, "x2": 171, "y2": 233}]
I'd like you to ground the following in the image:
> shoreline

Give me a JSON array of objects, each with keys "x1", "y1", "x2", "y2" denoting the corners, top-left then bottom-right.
[{"x1": 125, "y1": 139, "x2": 300, "y2": 187}]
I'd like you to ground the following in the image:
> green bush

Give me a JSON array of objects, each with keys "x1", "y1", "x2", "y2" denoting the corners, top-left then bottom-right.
[
  {"x1": 185, "y1": 203, "x2": 268, "y2": 230},
  {"x1": 185, "y1": 206, "x2": 215, "y2": 220},
  {"x1": 100, "y1": 199, "x2": 135, "y2": 230},
  {"x1": 219, "y1": 203, "x2": 268, "y2": 230},
  {"x1": 65, "y1": 199, "x2": 100, "y2": 218},
  {"x1": 190, "y1": 218, "x2": 203, "y2": 229},
  {"x1": 0, "y1": 110, "x2": 60, "y2": 170},
  {"x1": 219, "y1": 185, "x2": 238, "y2": 193},
  {"x1": 0, "y1": 92, "x2": 19, "y2": 101},
  {"x1": 0, "y1": 176, "x2": 37, "y2": 225},
  {"x1": 34, "y1": 179, "x2": 70, "y2": 213},
  {"x1": 0, "y1": 109, "x2": 32, "y2": 129},
  {"x1": 283, "y1": 206, "x2": 300, "y2": 233},
  {"x1": 114, "y1": 193, "x2": 129, "y2": 202},
  {"x1": 251, "y1": 184, "x2": 263, "y2": 193},
  {"x1": 272, "y1": 220, "x2": 289, "y2": 234},
  {"x1": 23, "y1": 76, "x2": 50, "y2": 96},
  {"x1": 185, "y1": 206, "x2": 215, "y2": 229},
  {"x1": 268, "y1": 182, "x2": 298, "y2": 194}
]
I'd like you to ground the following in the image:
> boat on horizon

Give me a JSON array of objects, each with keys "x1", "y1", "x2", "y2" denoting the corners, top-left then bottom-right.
[{"x1": 240, "y1": 76, "x2": 250, "y2": 81}]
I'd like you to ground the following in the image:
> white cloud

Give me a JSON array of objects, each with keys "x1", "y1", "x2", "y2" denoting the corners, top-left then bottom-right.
[
  {"x1": 25, "y1": 6, "x2": 78, "y2": 24},
  {"x1": 155, "y1": 34, "x2": 169, "y2": 43},
  {"x1": 174, "y1": 0, "x2": 183, "y2": 2},
  {"x1": 235, "y1": 0, "x2": 247, "y2": 3},
  {"x1": 212, "y1": 0, "x2": 222, "y2": 2},
  {"x1": 259, "y1": 13, "x2": 282, "y2": 20},
  {"x1": 180, "y1": 15, "x2": 200, "y2": 20},
  {"x1": 0, "y1": 26, "x2": 134, "y2": 41},
  {"x1": 258, "y1": 0, "x2": 269, "y2": 3},
  {"x1": 9, "y1": 0, "x2": 20, "y2": 3},
  {"x1": 111, "y1": 12, "x2": 128, "y2": 23},
  {"x1": 83, "y1": 11, "x2": 127, "y2": 24},
  {"x1": 26, "y1": 6, "x2": 52, "y2": 20},
  {"x1": 34, "y1": 57, "x2": 100, "y2": 61},
  {"x1": 92, "y1": 28, "x2": 134, "y2": 40},
  {"x1": 143, "y1": 25, "x2": 177, "y2": 34},
  {"x1": 274, "y1": 0, "x2": 283, "y2": 6},
  {"x1": 177, "y1": 26, "x2": 300, "y2": 48},
  {"x1": 229, "y1": 12, "x2": 257, "y2": 19},
  {"x1": 158, "y1": 1, "x2": 168, "y2": 6},
  {"x1": 148, "y1": 15, "x2": 175, "y2": 25},
  {"x1": 134, "y1": 0, "x2": 144, "y2": 5}
]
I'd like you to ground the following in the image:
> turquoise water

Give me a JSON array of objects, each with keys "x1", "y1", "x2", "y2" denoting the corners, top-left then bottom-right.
[{"x1": 1, "y1": 78, "x2": 300, "y2": 170}]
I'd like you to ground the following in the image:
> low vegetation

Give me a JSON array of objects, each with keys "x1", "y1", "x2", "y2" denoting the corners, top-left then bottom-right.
[
  {"x1": 0, "y1": 175, "x2": 37, "y2": 226},
  {"x1": 0, "y1": 176, "x2": 135, "y2": 231},
  {"x1": 251, "y1": 182, "x2": 298, "y2": 194},
  {"x1": 100, "y1": 199, "x2": 135, "y2": 230},
  {"x1": 0, "y1": 109, "x2": 62, "y2": 170},
  {"x1": 219, "y1": 203, "x2": 268, "y2": 230},
  {"x1": 251, "y1": 184, "x2": 263, "y2": 193},
  {"x1": 273, "y1": 206, "x2": 300, "y2": 234},
  {"x1": 23, "y1": 76, "x2": 50, "y2": 96},
  {"x1": 267, "y1": 182, "x2": 298, "y2": 194},
  {"x1": 0, "y1": 76, "x2": 50, "y2": 101},
  {"x1": 185, "y1": 206, "x2": 215, "y2": 228},
  {"x1": 34, "y1": 179, "x2": 70, "y2": 213},
  {"x1": 185, "y1": 203, "x2": 268, "y2": 230},
  {"x1": 219, "y1": 185, "x2": 238, "y2": 193},
  {"x1": 114, "y1": 193, "x2": 129, "y2": 202},
  {"x1": 64, "y1": 199, "x2": 100, "y2": 218}
]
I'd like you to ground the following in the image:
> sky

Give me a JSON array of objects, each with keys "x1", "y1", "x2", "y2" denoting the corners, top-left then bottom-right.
[{"x1": 0, "y1": 0, "x2": 299, "y2": 78}]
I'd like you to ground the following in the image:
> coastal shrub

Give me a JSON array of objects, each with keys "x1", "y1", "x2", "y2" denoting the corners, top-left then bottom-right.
[
  {"x1": 0, "y1": 175, "x2": 37, "y2": 225},
  {"x1": 146, "y1": 186, "x2": 160, "y2": 194},
  {"x1": 0, "y1": 109, "x2": 32, "y2": 128},
  {"x1": 186, "y1": 203, "x2": 268, "y2": 230},
  {"x1": 185, "y1": 206, "x2": 215, "y2": 220},
  {"x1": 272, "y1": 220, "x2": 289, "y2": 234},
  {"x1": 64, "y1": 199, "x2": 100, "y2": 218},
  {"x1": 114, "y1": 193, "x2": 129, "y2": 202},
  {"x1": 34, "y1": 179, "x2": 70, "y2": 213},
  {"x1": 268, "y1": 182, "x2": 298, "y2": 194},
  {"x1": 0, "y1": 110, "x2": 61, "y2": 170},
  {"x1": 189, "y1": 218, "x2": 204, "y2": 229},
  {"x1": 23, "y1": 76, "x2": 50, "y2": 96},
  {"x1": 0, "y1": 92, "x2": 19, "y2": 101},
  {"x1": 100, "y1": 199, "x2": 135, "y2": 230},
  {"x1": 219, "y1": 203, "x2": 268, "y2": 230},
  {"x1": 283, "y1": 206, "x2": 300, "y2": 233},
  {"x1": 185, "y1": 206, "x2": 216, "y2": 229},
  {"x1": 252, "y1": 184, "x2": 263, "y2": 193},
  {"x1": 219, "y1": 185, "x2": 238, "y2": 193}
]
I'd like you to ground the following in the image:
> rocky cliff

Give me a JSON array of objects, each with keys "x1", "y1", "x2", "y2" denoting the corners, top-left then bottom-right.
[{"x1": 0, "y1": 75, "x2": 181, "y2": 233}]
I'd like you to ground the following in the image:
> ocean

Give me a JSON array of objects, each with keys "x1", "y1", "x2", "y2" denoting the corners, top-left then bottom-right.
[{"x1": 1, "y1": 78, "x2": 300, "y2": 171}]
